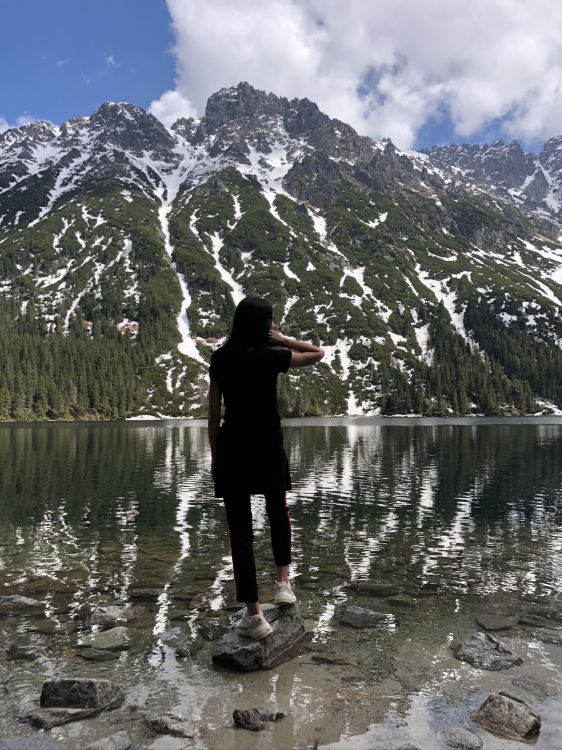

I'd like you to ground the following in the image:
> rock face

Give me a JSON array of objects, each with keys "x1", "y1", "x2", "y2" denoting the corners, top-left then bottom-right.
[
  {"x1": 441, "y1": 726, "x2": 483, "y2": 749},
  {"x1": 211, "y1": 604, "x2": 307, "y2": 671},
  {"x1": 232, "y1": 708, "x2": 284, "y2": 731},
  {"x1": 470, "y1": 691, "x2": 541, "y2": 740},
  {"x1": 339, "y1": 606, "x2": 393, "y2": 629},
  {"x1": 453, "y1": 632, "x2": 523, "y2": 670},
  {"x1": 40, "y1": 678, "x2": 124, "y2": 709}
]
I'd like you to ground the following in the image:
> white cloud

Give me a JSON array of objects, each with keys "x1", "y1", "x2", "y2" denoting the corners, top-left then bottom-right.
[
  {"x1": 0, "y1": 115, "x2": 34, "y2": 132},
  {"x1": 148, "y1": 89, "x2": 197, "y2": 127},
  {"x1": 0, "y1": 117, "x2": 9, "y2": 133},
  {"x1": 151, "y1": 0, "x2": 562, "y2": 148},
  {"x1": 106, "y1": 54, "x2": 116, "y2": 66}
]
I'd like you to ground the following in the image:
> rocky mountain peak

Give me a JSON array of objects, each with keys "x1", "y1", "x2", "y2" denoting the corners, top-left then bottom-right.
[{"x1": 204, "y1": 81, "x2": 285, "y2": 132}]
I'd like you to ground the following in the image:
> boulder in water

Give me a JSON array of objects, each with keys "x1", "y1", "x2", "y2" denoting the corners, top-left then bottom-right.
[
  {"x1": 475, "y1": 614, "x2": 516, "y2": 631},
  {"x1": 212, "y1": 604, "x2": 307, "y2": 670},
  {"x1": 232, "y1": 708, "x2": 284, "y2": 731},
  {"x1": 470, "y1": 691, "x2": 541, "y2": 740},
  {"x1": 453, "y1": 632, "x2": 523, "y2": 670},
  {"x1": 339, "y1": 606, "x2": 394, "y2": 629},
  {"x1": 84, "y1": 731, "x2": 133, "y2": 750},
  {"x1": 441, "y1": 726, "x2": 483, "y2": 749},
  {"x1": 0, "y1": 596, "x2": 42, "y2": 615},
  {"x1": 40, "y1": 678, "x2": 124, "y2": 709}
]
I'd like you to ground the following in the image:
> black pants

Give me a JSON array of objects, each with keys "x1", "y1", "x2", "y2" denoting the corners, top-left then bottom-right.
[{"x1": 223, "y1": 491, "x2": 292, "y2": 603}]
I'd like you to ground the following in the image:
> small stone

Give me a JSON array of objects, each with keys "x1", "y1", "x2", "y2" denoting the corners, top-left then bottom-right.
[
  {"x1": 233, "y1": 708, "x2": 284, "y2": 731},
  {"x1": 470, "y1": 691, "x2": 541, "y2": 740},
  {"x1": 350, "y1": 582, "x2": 401, "y2": 597},
  {"x1": 6, "y1": 643, "x2": 41, "y2": 661},
  {"x1": 441, "y1": 726, "x2": 483, "y2": 749},
  {"x1": 84, "y1": 731, "x2": 133, "y2": 750},
  {"x1": 533, "y1": 628, "x2": 562, "y2": 645},
  {"x1": 475, "y1": 614, "x2": 516, "y2": 631},
  {"x1": 0, "y1": 595, "x2": 42, "y2": 615},
  {"x1": 340, "y1": 606, "x2": 393, "y2": 629},
  {"x1": 145, "y1": 711, "x2": 195, "y2": 738},
  {"x1": 453, "y1": 632, "x2": 523, "y2": 670},
  {"x1": 0, "y1": 738, "x2": 70, "y2": 750},
  {"x1": 40, "y1": 678, "x2": 124, "y2": 709},
  {"x1": 86, "y1": 606, "x2": 126, "y2": 629},
  {"x1": 311, "y1": 654, "x2": 358, "y2": 666},
  {"x1": 128, "y1": 588, "x2": 161, "y2": 601},
  {"x1": 78, "y1": 626, "x2": 129, "y2": 651},
  {"x1": 77, "y1": 648, "x2": 119, "y2": 662}
]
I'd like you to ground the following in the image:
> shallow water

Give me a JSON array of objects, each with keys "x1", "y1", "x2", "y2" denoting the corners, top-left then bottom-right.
[{"x1": 0, "y1": 418, "x2": 561, "y2": 749}]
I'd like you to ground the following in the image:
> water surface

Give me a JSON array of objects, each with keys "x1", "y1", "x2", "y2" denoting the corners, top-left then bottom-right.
[{"x1": 1, "y1": 418, "x2": 561, "y2": 748}]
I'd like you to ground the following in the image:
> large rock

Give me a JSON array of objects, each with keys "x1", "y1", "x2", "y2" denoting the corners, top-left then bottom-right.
[
  {"x1": 470, "y1": 691, "x2": 541, "y2": 740},
  {"x1": 77, "y1": 626, "x2": 129, "y2": 651},
  {"x1": 0, "y1": 738, "x2": 69, "y2": 750},
  {"x1": 0, "y1": 596, "x2": 42, "y2": 615},
  {"x1": 84, "y1": 731, "x2": 133, "y2": 750},
  {"x1": 453, "y1": 632, "x2": 523, "y2": 670},
  {"x1": 340, "y1": 606, "x2": 394, "y2": 628},
  {"x1": 212, "y1": 604, "x2": 307, "y2": 671},
  {"x1": 40, "y1": 678, "x2": 124, "y2": 709},
  {"x1": 441, "y1": 726, "x2": 483, "y2": 749}
]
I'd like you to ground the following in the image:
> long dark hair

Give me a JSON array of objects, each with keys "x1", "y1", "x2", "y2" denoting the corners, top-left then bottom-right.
[{"x1": 222, "y1": 296, "x2": 273, "y2": 352}]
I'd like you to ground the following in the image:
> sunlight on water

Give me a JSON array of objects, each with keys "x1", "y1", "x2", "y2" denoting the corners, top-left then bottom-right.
[{"x1": 0, "y1": 418, "x2": 561, "y2": 748}]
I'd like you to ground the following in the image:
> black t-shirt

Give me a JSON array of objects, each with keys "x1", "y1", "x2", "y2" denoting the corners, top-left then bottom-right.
[{"x1": 209, "y1": 344, "x2": 292, "y2": 432}]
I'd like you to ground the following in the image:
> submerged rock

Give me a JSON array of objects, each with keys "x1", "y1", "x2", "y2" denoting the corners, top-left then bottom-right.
[
  {"x1": 453, "y1": 632, "x2": 523, "y2": 670},
  {"x1": 77, "y1": 626, "x2": 129, "y2": 651},
  {"x1": 86, "y1": 606, "x2": 127, "y2": 629},
  {"x1": 77, "y1": 648, "x2": 119, "y2": 662},
  {"x1": 233, "y1": 708, "x2": 284, "y2": 731},
  {"x1": 511, "y1": 674, "x2": 551, "y2": 700},
  {"x1": 533, "y1": 627, "x2": 562, "y2": 645},
  {"x1": 0, "y1": 738, "x2": 69, "y2": 749},
  {"x1": 470, "y1": 691, "x2": 541, "y2": 740},
  {"x1": 475, "y1": 614, "x2": 516, "y2": 631},
  {"x1": 84, "y1": 731, "x2": 133, "y2": 750},
  {"x1": 340, "y1": 606, "x2": 393, "y2": 629},
  {"x1": 349, "y1": 582, "x2": 401, "y2": 597},
  {"x1": 40, "y1": 678, "x2": 124, "y2": 709},
  {"x1": 311, "y1": 653, "x2": 358, "y2": 666},
  {"x1": 212, "y1": 604, "x2": 307, "y2": 671},
  {"x1": 518, "y1": 612, "x2": 558, "y2": 628},
  {"x1": 0, "y1": 596, "x2": 42, "y2": 615},
  {"x1": 441, "y1": 726, "x2": 483, "y2": 749},
  {"x1": 145, "y1": 711, "x2": 195, "y2": 738},
  {"x1": 6, "y1": 643, "x2": 42, "y2": 661}
]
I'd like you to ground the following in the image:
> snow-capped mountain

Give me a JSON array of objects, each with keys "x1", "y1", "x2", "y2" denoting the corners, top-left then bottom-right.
[{"x1": 0, "y1": 82, "x2": 561, "y2": 420}]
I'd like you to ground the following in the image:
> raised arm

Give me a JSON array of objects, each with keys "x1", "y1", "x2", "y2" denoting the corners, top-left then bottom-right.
[{"x1": 268, "y1": 329, "x2": 325, "y2": 368}]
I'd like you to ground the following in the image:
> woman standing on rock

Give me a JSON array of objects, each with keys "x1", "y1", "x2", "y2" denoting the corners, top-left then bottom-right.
[{"x1": 208, "y1": 296, "x2": 324, "y2": 639}]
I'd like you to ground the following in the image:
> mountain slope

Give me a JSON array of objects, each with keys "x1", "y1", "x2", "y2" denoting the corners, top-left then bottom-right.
[{"x1": 0, "y1": 82, "x2": 561, "y2": 420}]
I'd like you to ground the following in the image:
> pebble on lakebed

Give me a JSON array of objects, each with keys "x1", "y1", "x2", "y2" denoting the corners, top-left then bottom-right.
[{"x1": 232, "y1": 708, "x2": 285, "y2": 732}]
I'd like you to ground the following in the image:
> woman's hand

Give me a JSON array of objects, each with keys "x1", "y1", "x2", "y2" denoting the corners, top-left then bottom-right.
[{"x1": 267, "y1": 328, "x2": 287, "y2": 347}]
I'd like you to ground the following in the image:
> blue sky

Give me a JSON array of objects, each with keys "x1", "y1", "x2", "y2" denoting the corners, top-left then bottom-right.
[
  {"x1": 1, "y1": 0, "x2": 175, "y2": 127},
  {"x1": 1, "y1": 1, "x2": 559, "y2": 151}
]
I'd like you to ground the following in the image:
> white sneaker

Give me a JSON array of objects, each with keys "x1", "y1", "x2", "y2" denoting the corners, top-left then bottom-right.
[
  {"x1": 274, "y1": 581, "x2": 297, "y2": 605},
  {"x1": 237, "y1": 611, "x2": 273, "y2": 640}
]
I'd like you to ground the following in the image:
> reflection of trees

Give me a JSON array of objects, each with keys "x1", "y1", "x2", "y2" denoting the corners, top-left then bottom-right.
[{"x1": 1, "y1": 421, "x2": 561, "y2": 607}]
